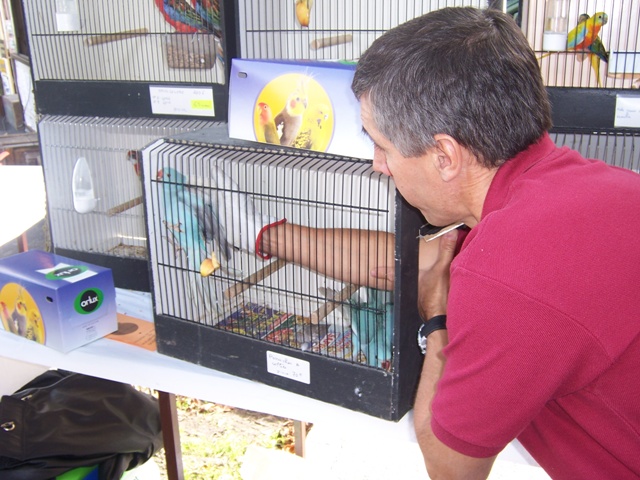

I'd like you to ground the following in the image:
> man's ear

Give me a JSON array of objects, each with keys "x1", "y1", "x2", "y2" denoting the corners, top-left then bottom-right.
[{"x1": 433, "y1": 134, "x2": 463, "y2": 182}]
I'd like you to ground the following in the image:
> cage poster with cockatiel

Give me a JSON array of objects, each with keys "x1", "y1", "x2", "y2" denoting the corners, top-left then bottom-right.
[{"x1": 228, "y1": 59, "x2": 373, "y2": 159}]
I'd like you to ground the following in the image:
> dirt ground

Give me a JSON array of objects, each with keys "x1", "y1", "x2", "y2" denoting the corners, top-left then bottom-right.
[{"x1": 153, "y1": 396, "x2": 301, "y2": 479}]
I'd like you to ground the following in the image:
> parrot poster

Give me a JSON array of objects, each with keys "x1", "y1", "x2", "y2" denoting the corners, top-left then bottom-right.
[{"x1": 157, "y1": 167, "x2": 231, "y2": 313}]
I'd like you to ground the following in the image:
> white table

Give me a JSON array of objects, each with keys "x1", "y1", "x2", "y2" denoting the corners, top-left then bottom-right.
[
  {"x1": 0, "y1": 165, "x2": 46, "y2": 250},
  {"x1": 0, "y1": 293, "x2": 546, "y2": 480}
]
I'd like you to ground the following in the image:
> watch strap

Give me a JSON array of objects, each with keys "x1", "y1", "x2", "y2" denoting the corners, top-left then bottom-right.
[{"x1": 418, "y1": 315, "x2": 447, "y2": 355}]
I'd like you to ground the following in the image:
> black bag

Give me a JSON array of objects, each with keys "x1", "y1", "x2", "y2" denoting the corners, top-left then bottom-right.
[{"x1": 0, "y1": 370, "x2": 163, "y2": 480}]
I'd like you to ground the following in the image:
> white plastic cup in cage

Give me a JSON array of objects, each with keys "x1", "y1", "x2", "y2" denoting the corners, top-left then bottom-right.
[
  {"x1": 542, "y1": 0, "x2": 568, "y2": 51},
  {"x1": 72, "y1": 157, "x2": 97, "y2": 214},
  {"x1": 55, "y1": 0, "x2": 81, "y2": 32}
]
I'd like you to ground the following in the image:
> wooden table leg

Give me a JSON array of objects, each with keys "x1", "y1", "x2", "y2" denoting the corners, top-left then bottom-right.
[
  {"x1": 17, "y1": 232, "x2": 28, "y2": 252},
  {"x1": 294, "y1": 420, "x2": 307, "y2": 457},
  {"x1": 158, "y1": 391, "x2": 184, "y2": 480}
]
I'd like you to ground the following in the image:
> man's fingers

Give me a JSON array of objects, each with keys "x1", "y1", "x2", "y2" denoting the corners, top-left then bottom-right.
[{"x1": 435, "y1": 229, "x2": 459, "y2": 268}]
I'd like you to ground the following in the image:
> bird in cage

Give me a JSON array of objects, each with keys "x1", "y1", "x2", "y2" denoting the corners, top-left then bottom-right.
[
  {"x1": 321, "y1": 286, "x2": 394, "y2": 370},
  {"x1": 155, "y1": 0, "x2": 221, "y2": 35},
  {"x1": 157, "y1": 167, "x2": 231, "y2": 311},
  {"x1": 295, "y1": 0, "x2": 313, "y2": 28},
  {"x1": 567, "y1": 11, "x2": 608, "y2": 52},
  {"x1": 274, "y1": 76, "x2": 310, "y2": 146},
  {"x1": 575, "y1": 13, "x2": 609, "y2": 88},
  {"x1": 155, "y1": 0, "x2": 224, "y2": 65}
]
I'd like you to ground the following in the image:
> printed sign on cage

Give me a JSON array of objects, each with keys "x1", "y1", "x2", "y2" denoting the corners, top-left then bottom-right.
[{"x1": 228, "y1": 59, "x2": 373, "y2": 160}]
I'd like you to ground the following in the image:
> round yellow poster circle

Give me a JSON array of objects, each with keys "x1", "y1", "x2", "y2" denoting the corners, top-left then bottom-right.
[
  {"x1": 0, "y1": 283, "x2": 45, "y2": 344},
  {"x1": 254, "y1": 73, "x2": 334, "y2": 152}
]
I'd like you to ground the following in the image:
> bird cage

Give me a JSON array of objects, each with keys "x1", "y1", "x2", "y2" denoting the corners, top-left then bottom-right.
[
  {"x1": 235, "y1": 0, "x2": 510, "y2": 61},
  {"x1": 551, "y1": 130, "x2": 640, "y2": 173},
  {"x1": 142, "y1": 125, "x2": 424, "y2": 420},
  {"x1": 39, "y1": 115, "x2": 220, "y2": 291},
  {"x1": 524, "y1": 0, "x2": 640, "y2": 89},
  {"x1": 22, "y1": 0, "x2": 236, "y2": 120}
]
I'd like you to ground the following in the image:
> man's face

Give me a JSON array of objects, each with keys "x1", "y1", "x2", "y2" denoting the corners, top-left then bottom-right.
[{"x1": 360, "y1": 96, "x2": 452, "y2": 226}]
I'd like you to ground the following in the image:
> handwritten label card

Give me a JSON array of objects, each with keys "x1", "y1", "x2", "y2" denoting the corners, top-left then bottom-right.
[
  {"x1": 615, "y1": 95, "x2": 640, "y2": 128},
  {"x1": 149, "y1": 85, "x2": 215, "y2": 117},
  {"x1": 266, "y1": 351, "x2": 310, "y2": 384}
]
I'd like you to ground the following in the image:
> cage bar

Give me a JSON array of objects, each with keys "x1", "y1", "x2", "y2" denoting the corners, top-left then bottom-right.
[
  {"x1": 235, "y1": 0, "x2": 500, "y2": 61},
  {"x1": 142, "y1": 125, "x2": 424, "y2": 420},
  {"x1": 23, "y1": 0, "x2": 235, "y2": 119},
  {"x1": 39, "y1": 115, "x2": 220, "y2": 290}
]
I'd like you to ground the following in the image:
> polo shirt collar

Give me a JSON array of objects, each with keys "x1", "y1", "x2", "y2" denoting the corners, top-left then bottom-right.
[{"x1": 481, "y1": 133, "x2": 557, "y2": 218}]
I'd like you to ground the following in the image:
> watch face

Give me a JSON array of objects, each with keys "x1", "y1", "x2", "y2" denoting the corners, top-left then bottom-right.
[{"x1": 418, "y1": 325, "x2": 428, "y2": 355}]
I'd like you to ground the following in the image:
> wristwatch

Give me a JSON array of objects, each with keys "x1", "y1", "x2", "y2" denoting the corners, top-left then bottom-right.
[{"x1": 417, "y1": 315, "x2": 447, "y2": 355}]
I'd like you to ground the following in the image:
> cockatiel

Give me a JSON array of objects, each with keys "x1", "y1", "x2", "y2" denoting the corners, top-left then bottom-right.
[
  {"x1": 575, "y1": 13, "x2": 609, "y2": 87},
  {"x1": 293, "y1": 103, "x2": 330, "y2": 151},
  {"x1": 567, "y1": 11, "x2": 608, "y2": 52},
  {"x1": 274, "y1": 77, "x2": 309, "y2": 147},
  {"x1": 257, "y1": 102, "x2": 279, "y2": 145}
]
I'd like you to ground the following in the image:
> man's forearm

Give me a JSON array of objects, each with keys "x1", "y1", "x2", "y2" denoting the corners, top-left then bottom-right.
[
  {"x1": 414, "y1": 330, "x2": 495, "y2": 479},
  {"x1": 262, "y1": 223, "x2": 395, "y2": 290}
]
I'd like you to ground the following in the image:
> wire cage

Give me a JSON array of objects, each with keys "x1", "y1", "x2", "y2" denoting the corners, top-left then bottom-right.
[
  {"x1": 39, "y1": 115, "x2": 219, "y2": 291},
  {"x1": 551, "y1": 130, "x2": 640, "y2": 173},
  {"x1": 142, "y1": 125, "x2": 424, "y2": 420},
  {"x1": 22, "y1": 0, "x2": 236, "y2": 119},
  {"x1": 234, "y1": 0, "x2": 515, "y2": 61},
  {"x1": 524, "y1": 0, "x2": 640, "y2": 89}
]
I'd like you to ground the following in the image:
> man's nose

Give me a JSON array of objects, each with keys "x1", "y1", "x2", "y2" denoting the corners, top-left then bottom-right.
[{"x1": 372, "y1": 153, "x2": 390, "y2": 177}]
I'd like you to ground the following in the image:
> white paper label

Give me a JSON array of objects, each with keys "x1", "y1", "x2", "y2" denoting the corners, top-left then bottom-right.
[
  {"x1": 614, "y1": 95, "x2": 640, "y2": 128},
  {"x1": 266, "y1": 351, "x2": 310, "y2": 384},
  {"x1": 149, "y1": 85, "x2": 215, "y2": 117}
]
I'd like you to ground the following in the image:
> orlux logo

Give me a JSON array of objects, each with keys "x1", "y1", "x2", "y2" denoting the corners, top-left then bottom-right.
[
  {"x1": 74, "y1": 289, "x2": 104, "y2": 314},
  {"x1": 46, "y1": 265, "x2": 88, "y2": 281}
]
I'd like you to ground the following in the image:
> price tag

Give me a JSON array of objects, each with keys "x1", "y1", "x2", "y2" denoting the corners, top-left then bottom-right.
[
  {"x1": 149, "y1": 85, "x2": 215, "y2": 117},
  {"x1": 615, "y1": 95, "x2": 640, "y2": 128},
  {"x1": 266, "y1": 351, "x2": 310, "y2": 384}
]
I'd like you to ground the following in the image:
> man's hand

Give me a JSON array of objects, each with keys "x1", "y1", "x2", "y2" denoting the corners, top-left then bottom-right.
[{"x1": 418, "y1": 229, "x2": 458, "y2": 320}]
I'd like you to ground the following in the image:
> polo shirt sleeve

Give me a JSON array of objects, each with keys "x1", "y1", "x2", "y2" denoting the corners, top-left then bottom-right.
[{"x1": 430, "y1": 266, "x2": 610, "y2": 458}]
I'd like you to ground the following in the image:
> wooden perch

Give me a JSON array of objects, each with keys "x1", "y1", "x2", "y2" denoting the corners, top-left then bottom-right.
[
  {"x1": 224, "y1": 258, "x2": 288, "y2": 299},
  {"x1": 310, "y1": 34, "x2": 353, "y2": 50},
  {"x1": 85, "y1": 28, "x2": 149, "y2": 46},
  {"x1": 107, "y1": 196, "x2": 143, "y2": 217},
  {"x1": 310, "y1": 283, "x2": 359, "y2": 325}
]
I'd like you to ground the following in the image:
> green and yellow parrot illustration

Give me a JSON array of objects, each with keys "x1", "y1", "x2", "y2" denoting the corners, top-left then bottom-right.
[{"x1": 293, "y1": 103, "x2": 331, "y2": 151}]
